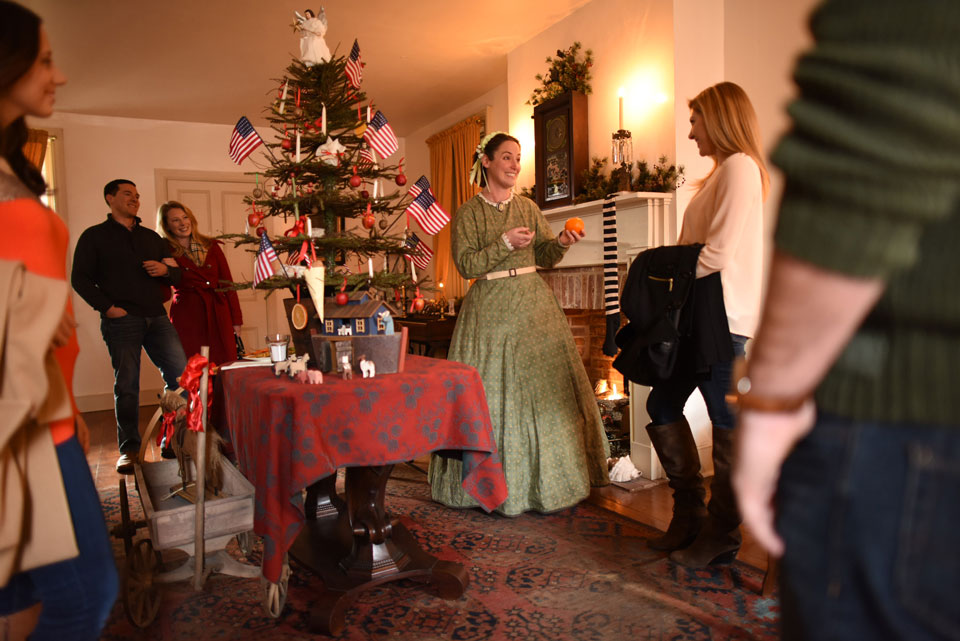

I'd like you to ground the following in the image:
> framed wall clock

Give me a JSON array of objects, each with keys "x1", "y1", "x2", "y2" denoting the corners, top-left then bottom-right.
[{"x1": 533, "y1": 91, "x2": 588, "y2": 209}]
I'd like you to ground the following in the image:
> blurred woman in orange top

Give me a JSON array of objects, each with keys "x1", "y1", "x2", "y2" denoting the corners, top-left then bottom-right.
[{"x1": 0, "y1": 2, "x2": 117, "y2": 638}]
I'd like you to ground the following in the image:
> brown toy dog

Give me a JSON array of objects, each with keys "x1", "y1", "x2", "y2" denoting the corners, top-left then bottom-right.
[{"x1": 158, "y1": 390, "x2": 224, "y2": 494}]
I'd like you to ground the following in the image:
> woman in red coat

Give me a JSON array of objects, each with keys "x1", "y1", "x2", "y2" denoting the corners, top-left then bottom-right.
[{"x1": 158, "y1": 201, "x2": 243, "y2": 364}]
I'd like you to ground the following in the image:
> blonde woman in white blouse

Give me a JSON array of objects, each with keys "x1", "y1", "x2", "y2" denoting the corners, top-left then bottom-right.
[{"x1": 644, "y1": 82, "x2": 769, "y2": 567}]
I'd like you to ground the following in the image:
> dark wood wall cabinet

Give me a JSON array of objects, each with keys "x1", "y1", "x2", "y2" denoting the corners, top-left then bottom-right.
[{"x1": 533, "y1": 91, "x2": 589, "y2": 210}]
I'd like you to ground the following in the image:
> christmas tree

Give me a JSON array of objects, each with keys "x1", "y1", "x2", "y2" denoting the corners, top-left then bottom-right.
[{"x1": 224, "y1": 20, "x2": 433, "y2": 313}]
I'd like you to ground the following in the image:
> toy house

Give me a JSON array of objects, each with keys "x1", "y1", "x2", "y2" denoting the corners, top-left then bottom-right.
[{"x1": 321, "y1": 292, "x2": 398, "y2": 337}]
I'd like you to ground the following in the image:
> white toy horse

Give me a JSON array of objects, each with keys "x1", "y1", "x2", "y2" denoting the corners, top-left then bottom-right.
[{"x1": 359, "y1": 356, "x2": 376, "y2": 378}]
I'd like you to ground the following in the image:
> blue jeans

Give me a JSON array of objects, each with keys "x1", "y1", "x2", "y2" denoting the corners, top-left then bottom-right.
[
  {"x1": 0, "y1": 436, "x2": 118, "y2": 640},
  {"x1": 777, "y1": 413, "x2": 960, "y2": 641},
  {"x1": 646, "y1": 334, "x2": 748, "y2": 430},
  {"x1": 100, "y1": 314, "x2": 186, "y2": 453}
]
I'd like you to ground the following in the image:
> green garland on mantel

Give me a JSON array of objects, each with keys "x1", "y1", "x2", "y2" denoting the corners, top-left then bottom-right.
[
  {"x1": 527, "y1": 42, "x2": 594, "y2": 107},
  {"x1": 574, "y1": 156, "x2": 685, "y2": 204}
]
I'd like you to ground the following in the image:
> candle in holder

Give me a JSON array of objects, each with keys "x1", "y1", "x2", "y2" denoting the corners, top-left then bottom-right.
[{"x1": 618, "y1": 88, "x2": 624, "y2": 131}]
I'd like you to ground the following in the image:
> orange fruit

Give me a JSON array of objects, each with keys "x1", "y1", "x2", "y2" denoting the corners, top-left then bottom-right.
[
  {"x1": 290, "y1": 302, "x2": 309, "y2": 330},
  {"x1": 565, "y1": 217, "x2": 585, "y2": 234}
]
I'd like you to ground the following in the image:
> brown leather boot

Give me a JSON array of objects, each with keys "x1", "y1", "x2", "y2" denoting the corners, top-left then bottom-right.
[
  {"x1": 645, "y1": 419, "x2": 707, "y2": 551},
  {"x1": 670, "y1": 426, "x2": 742, "y2": 567}
]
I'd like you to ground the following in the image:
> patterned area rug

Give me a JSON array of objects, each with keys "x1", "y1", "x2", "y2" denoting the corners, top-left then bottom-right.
[{"x1": 100, "y1": 468, "x2": 779, "y2": 640}]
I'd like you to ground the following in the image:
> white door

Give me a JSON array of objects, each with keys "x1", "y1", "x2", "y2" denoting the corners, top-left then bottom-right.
[{"x1": 156, "y1": 170, "x2": 289, "y2": 354}]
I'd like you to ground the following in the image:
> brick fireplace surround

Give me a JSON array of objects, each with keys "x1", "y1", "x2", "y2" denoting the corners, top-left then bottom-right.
[{"x1": 539, "y1": 264, "x2": 628, "y2": 393}]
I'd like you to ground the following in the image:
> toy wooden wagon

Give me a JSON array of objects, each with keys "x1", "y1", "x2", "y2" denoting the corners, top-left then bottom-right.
[{"x1": 112, "y1": 348, "x2": 261, "y2": 628}]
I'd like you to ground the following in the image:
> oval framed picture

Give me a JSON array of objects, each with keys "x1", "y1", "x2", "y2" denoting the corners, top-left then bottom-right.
[{"x1": 290, "y1": 302, "x2": 309, "y2": 330}]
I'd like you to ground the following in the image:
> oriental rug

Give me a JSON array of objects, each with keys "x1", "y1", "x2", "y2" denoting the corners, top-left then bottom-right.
[{"x1": 99, "y1": 469, "x2": 779, "y2": 640}]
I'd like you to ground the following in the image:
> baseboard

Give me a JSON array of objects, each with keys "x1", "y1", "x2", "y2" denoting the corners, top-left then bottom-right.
[{"x1": 75, "y1": 388, "x2": 165, "y2": 413}]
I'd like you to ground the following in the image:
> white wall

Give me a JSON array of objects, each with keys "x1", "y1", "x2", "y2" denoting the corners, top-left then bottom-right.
[
  {"x1": 724, "y1": 0, "x2": 819, "y2": 236},
  {"x1": 507, "y1": 0, "x2": 676, "y2": 193},
  {"x1": 672, "y1": 0, "x2": 725, "y2": 231},
  {"x1": 33, "y1": 112, "x2": 243, "y2": 410}
]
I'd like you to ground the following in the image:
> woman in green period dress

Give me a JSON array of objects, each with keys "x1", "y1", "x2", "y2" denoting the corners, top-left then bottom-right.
[{"x1": 428, "y1": 132, "x2": 610, "y2": 516}]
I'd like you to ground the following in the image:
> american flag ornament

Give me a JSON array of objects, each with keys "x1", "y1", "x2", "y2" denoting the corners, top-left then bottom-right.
[
  {"x1": 229, "y1": 116, "x2": 264, "y2": 165},
  {"x1": 404, "y1": 176, "x2": 450, "y2": 235},
  {"x1": 345, "y1": 40, "x2": 363, "y2": 89},
  {"x1": 363, "y1": 111, "x2": 398, "y2": 159},
  {"x1": 403, "y1": 232, "x2": 434, "y2": 270},
  {"x1": 253, "y1": 233, "x2": 279, "y2": 286}
]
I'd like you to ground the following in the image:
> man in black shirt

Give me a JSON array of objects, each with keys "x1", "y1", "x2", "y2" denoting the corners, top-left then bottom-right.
[{"x1": 72, "y1": 179, "x2": 187, "y2": 473}]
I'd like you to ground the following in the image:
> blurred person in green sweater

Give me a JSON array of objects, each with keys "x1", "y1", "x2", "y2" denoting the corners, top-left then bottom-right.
[{"x1": 732, "y1": 1, "x2": 960, "y2": 640}]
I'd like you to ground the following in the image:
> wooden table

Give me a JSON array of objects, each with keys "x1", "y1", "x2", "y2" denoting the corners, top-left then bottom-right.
[
  {"x1": 394, "y1": 315, "x2": 457, "y2": 358},
  {"x1": 220, "y1": 356, "x2": 505, "y2": 635}
]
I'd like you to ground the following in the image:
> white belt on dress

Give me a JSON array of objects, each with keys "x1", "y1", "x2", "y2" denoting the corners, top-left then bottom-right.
[{"x1": 480, "y1": 266, "x2": 538, "y2": 281}]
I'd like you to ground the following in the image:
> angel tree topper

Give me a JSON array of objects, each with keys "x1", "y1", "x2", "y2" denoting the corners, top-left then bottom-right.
[{"x1": 296, "y1": 8, "x2": 330, "y2": 66}]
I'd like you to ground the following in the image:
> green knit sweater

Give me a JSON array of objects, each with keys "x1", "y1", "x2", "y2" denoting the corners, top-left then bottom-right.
[{"x1": 772, "y1": 0, "x2": 960, "y2": 426}]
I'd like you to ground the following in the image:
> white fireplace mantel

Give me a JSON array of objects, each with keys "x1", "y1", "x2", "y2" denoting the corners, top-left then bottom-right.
[
  {"x1": 542, "y1": 192, "x2": 676, "y2": 268},
  {"x1": 543, "y1": 191, "x2": 712, "y2": 481}
]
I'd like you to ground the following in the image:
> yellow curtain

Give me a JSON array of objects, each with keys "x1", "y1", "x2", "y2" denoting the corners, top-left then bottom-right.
[
  {"x1": 23, "y1": 129, "x2": 48, "y2": 171},
  {"x1": 427, "y1": 115, "x2": 484, "y2": 300}
]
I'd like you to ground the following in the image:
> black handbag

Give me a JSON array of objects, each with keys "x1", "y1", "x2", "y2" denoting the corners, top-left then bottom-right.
[{"x1": 235, "y1": 332, "x2": 246, "y2": 358}]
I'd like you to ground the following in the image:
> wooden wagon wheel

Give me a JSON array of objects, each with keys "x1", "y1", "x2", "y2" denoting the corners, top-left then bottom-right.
[
  {"x1": 261, "y1": 558, "x2": 291, "y2": 618},
  {"x1": 122, "y1": 539, "x2": 162, "y2": 628}
]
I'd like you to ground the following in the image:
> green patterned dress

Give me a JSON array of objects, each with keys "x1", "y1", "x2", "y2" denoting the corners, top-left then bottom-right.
[{"x1": 428, "y1": 193, "x2": 610, "y2": 515}]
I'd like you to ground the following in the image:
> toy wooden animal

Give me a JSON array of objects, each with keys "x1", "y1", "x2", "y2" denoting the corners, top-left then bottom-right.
[
  {"x1": 294, "y1": 369, "x2": 323, "y2": 384},
  {"x1": 286, "y1": 354, "x2": 310, "y2": 379},
  {"x1": 340, "y1": 354, "x2": 353, "y2": 380},
  {"x1": 158, "y1": 390, "x2": 224, "y2": 493},
  {"x1": 359, "y1": 355, "x2": 375, "y2": 378}
]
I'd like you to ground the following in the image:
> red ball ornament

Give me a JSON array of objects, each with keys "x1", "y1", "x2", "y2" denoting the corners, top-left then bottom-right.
[
  {"x1": 349, "y1": 165, "x2": 363, "y2": 188},
  {"x1": 336, "y1": 291, "x2": 349, "y2": 305},
  {"x1": 362, "y1": 214, "x2": 376, "y2": 229},
  {"x1": 280, "y1": 138, "x2": 293, "y2": 151},
  {"x1": 247, "y1": 212, "x2": 263, "y2": 227},
  {"x1": 395, "y1": 173, "x2": 407, "y2": 186},
  {"x1": 411, "y1": 297, "x2": 425, "y2": 312},
  {"x1": 255, "y1": 226, "x2": 267, "y2": 237},
  {"x1": 360, "y1": 189, "x2": 370, "y2": 200}
]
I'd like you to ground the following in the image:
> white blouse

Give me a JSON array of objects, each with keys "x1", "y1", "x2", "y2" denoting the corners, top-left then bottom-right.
[{"x1": 678, "y1": 152, "x2": 764, "y2": 338}]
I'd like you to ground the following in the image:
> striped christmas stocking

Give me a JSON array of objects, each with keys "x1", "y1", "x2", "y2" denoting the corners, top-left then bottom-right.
[{"x1": 602, "y1": 194, "x2": 621, "y2": 356}]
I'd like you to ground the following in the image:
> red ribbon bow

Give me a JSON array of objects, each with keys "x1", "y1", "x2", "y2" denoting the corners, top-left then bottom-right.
[
  {"x1": 156, "y1": 407, "x2": 182, "y2": 447},
  {"x1": 180, "y1": 353, "x2": 215, "y2": 433}
]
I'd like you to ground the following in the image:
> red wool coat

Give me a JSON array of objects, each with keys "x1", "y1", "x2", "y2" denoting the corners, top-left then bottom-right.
[{"x1": 169, "y1": 241, "x2": 243, "y2": 365}]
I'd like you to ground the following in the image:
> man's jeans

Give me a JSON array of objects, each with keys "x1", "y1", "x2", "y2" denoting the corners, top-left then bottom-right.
[
  {"x1": 777, "y1": 412, "x2": 960, "y2": 641},
  {"x1": 100, "y1": 314, "x2": 186, "y2": 453},
  {"x1": 646, "y1": 334, "x2": 748, "y2": 430}
]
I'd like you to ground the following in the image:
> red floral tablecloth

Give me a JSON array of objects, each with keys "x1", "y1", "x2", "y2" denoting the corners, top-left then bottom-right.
[{"x1": 220, "y1": 355, "x2": 506, "y2": 583}]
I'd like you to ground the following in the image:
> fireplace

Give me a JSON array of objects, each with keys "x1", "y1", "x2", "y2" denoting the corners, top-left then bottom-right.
[{"x1": 537, "y1": 192, "x2": 718, "y2": 480}]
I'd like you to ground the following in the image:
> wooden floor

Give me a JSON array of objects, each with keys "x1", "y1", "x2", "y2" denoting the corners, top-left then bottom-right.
[{"x1": 83, "y1": 406, "x2": 768, "y2": 573}]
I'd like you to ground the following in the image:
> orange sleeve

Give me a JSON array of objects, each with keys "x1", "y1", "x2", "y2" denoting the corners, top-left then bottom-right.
[{"x1": 0, "y1": 199, "x2": 77, "y2": 443}]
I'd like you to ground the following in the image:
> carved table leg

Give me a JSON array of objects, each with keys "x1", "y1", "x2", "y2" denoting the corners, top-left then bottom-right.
[
  {"x1": 304, "y1": 473, "x2": 343, "y2": 520},
  {"x1": 290, "y1": 464, "x2": 469, "y2": 636}
]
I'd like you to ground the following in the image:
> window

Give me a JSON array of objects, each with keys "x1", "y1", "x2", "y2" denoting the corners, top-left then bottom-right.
[
  {"x1": 377, "y1": 316, "x2": 385, "y2": 332},
  {"x1": 325, "y1": 320, "x2": 334, "y2": 333},
  {"x1": 355, "y1": 319, "x2": 365, "y2": 334},
  {"x1": 38, "y1": 130, "x2": 63, "y2": 214}
]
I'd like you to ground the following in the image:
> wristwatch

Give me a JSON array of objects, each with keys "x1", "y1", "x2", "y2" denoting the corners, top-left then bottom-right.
[{"x1": 734, "y1": 375, "x2": 808, "y2": 413}]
